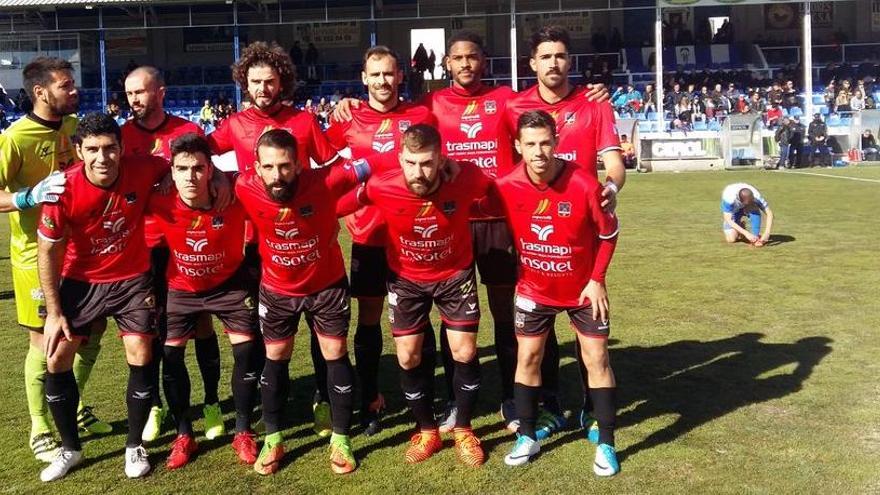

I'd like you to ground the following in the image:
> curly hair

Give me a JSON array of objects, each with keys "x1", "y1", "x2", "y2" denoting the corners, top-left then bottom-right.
[{"x1": 232, "y1": 41, "x2": 297, "y2": 99}]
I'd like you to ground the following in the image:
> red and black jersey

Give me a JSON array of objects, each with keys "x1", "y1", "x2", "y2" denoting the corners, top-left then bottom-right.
[
  {"x1": 148, "y1": 193, "x2": 247, "y2": 293},
  {"x1": 363, "y1": 159, "x2": 490, "y2": 283},
  {"x1": 504, "y1": 85, "x2": 621, "y2": 177},
  {"x1": 326, "y1": 102, "x2": 436, "y2": 246},
  {"x1": 234, "y1": 164, "x2": 362, "y2": 296},
  {"x1": 490, "y1": 160, "x2": 618, "y2": 307},
  {"x1": 122, "y1": 114, "x2": 204, "y2": 248},
  {"x1": 208, "y1": 106, "x2": 340, "y2": 173},
  {"x1": 37, "y1": 156, "x2": 169, "y2": 283}
]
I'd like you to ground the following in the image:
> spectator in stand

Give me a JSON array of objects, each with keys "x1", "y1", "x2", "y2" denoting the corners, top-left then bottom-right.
[
  {"x1": 790, "y1": 116, "x2": 805, "y2": 167},
  {"x1": 768, "y1": 82, "x2": 784, "y2": 107},
  {"x1": 427, "y1": 49, "x2": 436, "y2": 80},
  {"x1": 861, "y1": 129, "x2": 878, "y2": 160},
  {"x1": 16, "y1": 88, "x2": 32, "y2": 113},
  {"x1": 303, "y1": 98, "x2": 315, "y2": 114},
  {"x1": 305, "y1": 42, "x2": 319, "y2": 80},
  {"x1": 413, "y1": 43, "x2": 428, "y2": 78},
  {"x1": 290, "y1": 41, "x2": 304, "y2": 68},
  {"x1": 865, "y1": 93, "x2": 876, "y2": 110},
  {"x1": 835, "y1": 83, "x2": 852, "y2": 113},
  {"x1": 734, "y1": 94, "x2": 748, "y2": 113},
  {"x1": 315, "y1": 96, "x2": 330, "y2": 125},
  {"x1": 850, "y1": 90, "x2": 865, "y2": 112},
  {"x1": 0, "y1": 106, "x2": 8, "y2": 132},
  {"x1": 665, "y1": 82, "x2": 684, "y2": 113},
  {"x1": 642, "y1": 84, "x2": 657, "y2": 116},
  {"x1": 611, "y1": 85, "x2": 628, "y2": 115},
  {"x1": 782, "y1": 80, "x2": 799, "y2": 110},
  {"x1": 749, "y1": 92, "x2": 766, "y2": 113},
  {"x1": 808, "y1": 113, "x2": 830, "y2": 166},
  {"x1": 672, "y1": 96, "x2": 694, "y2": 132},
  {"x1": 625, "y1": 84, "x2": 643, "y2": 115},
  {"x1": 620, "y1": 134, "x2": 636, "y2": 168},
  {"x1": 823, "y1": 82, "x2": 836, "y2": 113},
  {"x1": 775, "y1": 117, "x2": 793, "y2": 168},
  {"x1": 106, "y1": 99, "x2": 121, "y2": 119},
  {"x1": 703, "y1": 94, "x2": 717, "y2": 120},
  {"x1": 765, "y1": 103, "x2": 783, "y2": 128},
  {"x1": 199, "y1": 99, "x2": 214, "y2": 127}
]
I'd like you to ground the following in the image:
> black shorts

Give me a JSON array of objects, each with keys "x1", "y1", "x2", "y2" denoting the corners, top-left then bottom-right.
[
  {"x1": 350, "y1": 243, "x2": 388, "y2": 298},
  {"x1": 471, "y1": 219, "x2": 517, "y2": 287},
  {"x1": 151, "y1": 246, "x2": 170, "y2": 338},
  {"x1": 166, "y1": 270, "x2": 258, "y2": 344},
  {"x1": 513, "y1": 294, "x2": 610, "y2": 339},
  {"x1": 258, "y1": 278, "x2": 351, "y2": 342},
  {"x1": 386, "y1": 267, "x2": 480, "y2": 337},
  {"x1": 243, "y1": 243, "x2": 261, "y2": 294},
  {"x1": 60, "y1": 273, "x2": 157, "y2": 338}
]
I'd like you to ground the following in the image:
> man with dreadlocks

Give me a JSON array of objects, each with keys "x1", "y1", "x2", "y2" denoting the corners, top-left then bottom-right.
[{"x1": 208, "y1": 41, "x2": 343, "y2": 441}]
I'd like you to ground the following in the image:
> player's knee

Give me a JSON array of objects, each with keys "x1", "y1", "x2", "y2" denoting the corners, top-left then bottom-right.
[
  {"x1": 450, "y1": 343, "x2": 477, "y2": 363},
  {"x1": 723, "y1": 231, "x2": 738, "y2": 243},
  {"x1": 318, "y1": 336, "x2": 347, "y2": 360},
  {"x1": 123, "y1": 337, "x2": 153, "y2": 366},
  {"x1": 265, "y1": 343, "x2": 292, "y2": 361},
  {"x1": 582, "y1": 344, "x2": 611, "y2": 374},
  {"x1": 397, "y1": 350, "x2": 422, "y2": 370}
]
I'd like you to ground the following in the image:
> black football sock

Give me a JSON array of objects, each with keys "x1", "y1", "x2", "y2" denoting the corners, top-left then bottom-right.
[
  {"x1": 494, "y1": 321, "x2": 517, "y2": 402},
  {"x1": 149, "y1": 336, "x2": 164, "y2": 408},
  {"x1": 354, "y1": 323, "x2": 382, "y2": 410},
  {"x1": 514, "y1": 382, "x2": 540, "y2": 441},
  {"x1": 453, "y1": 358, "x2": 481, "y2": 428},
  {"x1": 46, "y1": 370, "x2": 82, "y2": 451},
  {"x1": 126, "y1": 364, "x2": 154, "y2": 448},
  {"x1": 231, "y1": 341, "x2": 260, "y2": 433},
  {"x1": 260, "y1": 358, "x2": 290, "y2": 434},
  {"x1": 439, "y1": 323, "x2": 456, "y2": 402},
  {"x1": 540, "y1": 330, "x2": 562, "y2": 415},
  {"x1": 574, "y1": 338, "x2": 593, "y2": 413},
  {"x1": 400, "y1": 364, "x2": 435, "y2": 430},
  {"x1": 162, "y1": 345, "x2": 193, "y2": 436},
  {"x1": 326, "y1": 354, "x2": 355, "y2": 435},
  {"x1": 195, "y1": 333, "x2": 221, "y2": 405},
  {"x1": 589, "y1": 387, "x2": 617, "y2": 446},
  {"x1": 309, "y1": 327, "x2": 329, "y2": 403}
]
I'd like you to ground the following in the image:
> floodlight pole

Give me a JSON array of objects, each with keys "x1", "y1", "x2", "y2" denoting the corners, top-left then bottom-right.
[
  {"x1": 233, "y1": 2, "x2": 241, "y2": 109},
  {"x1": 655, "y1": 4, "x2": 664, "y2": 131},
  {"x1": 802, "y1": 1, "x2": 813, "y2": 118},
  {"x1": 510, "y1": 0, "x2": 518, "y2": 90},
  {"x1": 98, "y1": 8, "x2": 107, "y2": 111}
]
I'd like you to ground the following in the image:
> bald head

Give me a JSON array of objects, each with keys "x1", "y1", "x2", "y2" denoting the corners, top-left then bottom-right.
[{"x1": 125, "y1": 65, "x2": 166, "y2": 122}]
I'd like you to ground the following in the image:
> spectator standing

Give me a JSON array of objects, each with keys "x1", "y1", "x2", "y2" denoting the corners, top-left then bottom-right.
[
  {"x1": 305, "y1": 42, "x2": 319, "y2": 80},
  {"x1": 427, "y1": 50, "x2": 436, "y2": 80},
  {"x1": 775, "y1": 117, "x2": 793, "y2": 168},
  {"x1": 290, "y1": 41, "x2": 304, "y2": 68},
  {"x1": 808, "y1": 113, "x2": 830, "y2": 166}
]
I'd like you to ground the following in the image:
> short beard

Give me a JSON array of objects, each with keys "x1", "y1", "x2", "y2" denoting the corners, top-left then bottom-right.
[
  {"x1": 406, "y1": 177, "x2": 438, "y2": 197},
  {"x1": 47, "y1": 92, "x2": 78, "y2": 117},
  {"x1": 264, "y1": 180, "x2": 295, "y2": 202}
]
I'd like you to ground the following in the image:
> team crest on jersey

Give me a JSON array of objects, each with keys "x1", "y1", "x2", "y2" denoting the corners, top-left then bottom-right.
[
  {"x1": 299, "y1": 205, "x2": 314, "y2": 217},
  {"x1": 563, "y1": 112, "x2": 576, "y2": 125},
  {"x1": 514, "y1": 311, "x2": 525, "y2": 329},
  {"x1": 484, "y1": 100, "x2": 497, "y2": 115},
  {"x1": 558, "y1": 202, "x2": 572, "y2": 217},
  {"x1": 212, "y1": 216, "x2": 224, "y2": 229},
  {"x1": 41, "y1": 215, "x2": 56, "y2": 231},
  {"x1": 125, "y1": 192, "x2": 137, "y2": 204},
  {"x1": 372, "y1": 119, "x2": 395, "y2": 153},
  {"x1": 532, "y1": 198, "x2": 553, "y2": 222},
  {"x1": 442, "y1": 200, "x2": 456, "y2": 215},
  {"x1": 398, "y1": 120, "x2": 411, "y2": 132}
]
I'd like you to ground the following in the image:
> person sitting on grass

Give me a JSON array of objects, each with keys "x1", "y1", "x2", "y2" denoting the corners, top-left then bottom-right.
[{"x1": 721, "y1": 183, "x2": 774, "y2": 247}]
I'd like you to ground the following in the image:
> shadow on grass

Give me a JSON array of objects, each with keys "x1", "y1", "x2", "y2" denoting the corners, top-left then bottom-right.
[
  {"x1": 766, "y1": 234, "x2": 796, "y2": 245},
  {"x1": 552, "y1": 332, "x2": 832, "y2": 461}
]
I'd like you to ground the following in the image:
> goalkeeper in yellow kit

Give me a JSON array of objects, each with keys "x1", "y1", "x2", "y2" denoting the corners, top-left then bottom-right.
[{"x1": 0, "y1": 57, "x2": 111, "y2": 463}]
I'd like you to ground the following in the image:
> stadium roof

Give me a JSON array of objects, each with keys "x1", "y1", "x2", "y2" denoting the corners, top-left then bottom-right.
[{"x1": 0, "y1": 0, "x2": 144, "y2": 5}]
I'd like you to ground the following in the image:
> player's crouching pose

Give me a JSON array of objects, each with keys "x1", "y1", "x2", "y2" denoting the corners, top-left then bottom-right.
[
  {"x1": 148, "y1": 133, "x2": 262, "y2": 469},
  {"x1": 484, "y1": 111, "x2": 621, "y2": 475},
  {"x1": 36, "y1": 113, "x2": 171, "y2": 481},
  {"x1": 235, "y1": 129, "x2": 378, "y2": 476},
  {"x1": 355, "y1": 125, "x2": 489, "y2": 467}
]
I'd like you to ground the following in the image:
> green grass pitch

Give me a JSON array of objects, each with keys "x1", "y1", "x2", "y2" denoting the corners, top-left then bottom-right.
[{"x1": 0, "y1": 167, "x2": 878, "y2": 493}]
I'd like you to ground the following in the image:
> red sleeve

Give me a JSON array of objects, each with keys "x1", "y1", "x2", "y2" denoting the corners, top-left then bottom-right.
[
  {"x1": 207, "y1": 119, "x2": 233, "y2": 155},
  {"x1": 587, "y1": 183, "x2": 619, "y2": 283},
  {"x1": 324, "y1": 120, "x2": 350, "y2": 151},
  {"x1": 37, "y1": 200, "x2": 67, "y2": 242},
  {"x1": 150, "y1": 156, "x2": 171, "y2": 184},
  {"x1": 595, "y1": 102, "x2": 622, "y2": 154},
  {"x1": 308, "y1": 116, "x2": 342, "y2": 167},
  {"x1": 335, "y1": 183, "x2": 369, "y2": 218},
  {"x1": 474, "y1": 181, "x2": 504, "y2": 217},
  {"x1": 326, "y1": 163, "x2": 360, "y2": 199}
]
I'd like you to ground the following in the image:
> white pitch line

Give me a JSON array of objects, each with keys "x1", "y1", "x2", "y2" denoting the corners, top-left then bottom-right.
[{"x1": 781, "y1": 170, "x2": 880, "y2": 183}]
